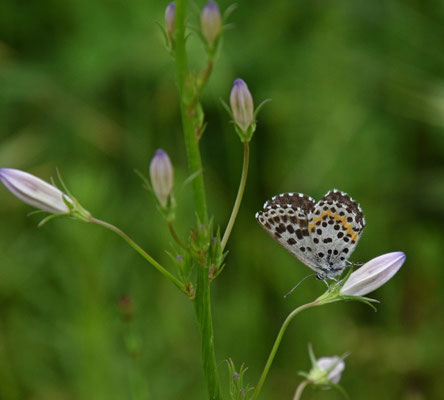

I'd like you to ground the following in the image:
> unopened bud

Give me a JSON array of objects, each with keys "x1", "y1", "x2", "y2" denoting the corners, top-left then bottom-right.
[
  {"x1": 0, "y1": 168, "x2": 72, "y2": 214},
  {"x1": 165, "y1": 2, "x2": 176, "y2": 43},
  {"x1": 201, "y1": 1, "x2": 222, "y2": 48},
  {"x1": 341, "y1": 252, "x2": 406, "y2": 296},
  {"x1": 311, "y1": 356, "x2": 345, "y2": 385},
  {"x1": 302, "y1": 344, "x2": 347, "y2": 389},
  {"x1": 230, "y1": 78, "x2": 254, "y2": 134},
  {"x1": 149, "y1": 149, "x2": 174, "y2": 208}
]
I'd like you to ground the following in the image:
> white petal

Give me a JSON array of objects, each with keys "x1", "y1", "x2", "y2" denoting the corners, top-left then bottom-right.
[
  {"x1": 341, "y1": 252, "x2": 406, "y2": 296},
  {"x1": 316, "y1": 356, "x2": 345, "y2": 384}
]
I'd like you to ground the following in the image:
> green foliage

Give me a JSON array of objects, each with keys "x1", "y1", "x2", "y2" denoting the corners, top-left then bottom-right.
[{"x1": 1, "y1": 0, "x2": 444, "y2": 399}]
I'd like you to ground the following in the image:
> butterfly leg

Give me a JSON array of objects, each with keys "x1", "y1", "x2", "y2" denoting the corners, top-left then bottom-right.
[{"x1": 316, "y1": 273, "x2": 330, "y2": 289}]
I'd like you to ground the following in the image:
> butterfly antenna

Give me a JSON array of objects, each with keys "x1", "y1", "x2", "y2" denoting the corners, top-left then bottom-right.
[{"x1": 284, "y1": 273, "x2": 316, "y2": 298}]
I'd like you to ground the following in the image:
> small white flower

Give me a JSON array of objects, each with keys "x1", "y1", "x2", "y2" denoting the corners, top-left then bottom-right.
[
  {"x1": 149, "y1": 149, "x2": 174, "y2": 208},
  {"x1": 304, "y1": 344, "x2": 347, "y2": 387},
  {"x1": 0, "y1": 168, "x2": 71, "y2": 214},
  {"x1": 341, "y1": 252, "x2": 406, "y2": 296},
  {"x1": 315, "y1": 356, "x2": 345, "y2": 384}
]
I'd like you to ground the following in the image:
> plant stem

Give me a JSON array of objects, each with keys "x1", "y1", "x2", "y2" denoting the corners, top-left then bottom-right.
[
  {"x1": 175, "y1": 1, "x2": 222, "y2": 398},
  {"x1": 251, "y1": 300, "x2": 320, "y2": 400},
  {"x1": 194, "y1": 264, "x2": 222, "y2": 400},
  {"x1": 293, "y1": 380, "x2": 310, "y2": 400},
  {"x1": 167, "y1": 221, "x2": 188, "y2": 250},
  {"x1": 189, "y1": 59, "x2": 214, "y2": 113},
  {"x1": 221, "y1": 141, "x2": 249, "y2": 250},
  {"x1": 90, "y1": 217, "x2": 186, "y2": 294},
  {"x1": 175, "y1": 0, "x2": 207, "y2": 223}
]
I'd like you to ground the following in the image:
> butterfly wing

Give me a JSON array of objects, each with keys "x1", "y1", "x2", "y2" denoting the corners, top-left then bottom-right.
[
  {"x1": 308, "y1": 189, "x2": 366, "y2": 277},
  {"x1": 255, "y1": 192, "x2": 322, "y2": 273}
]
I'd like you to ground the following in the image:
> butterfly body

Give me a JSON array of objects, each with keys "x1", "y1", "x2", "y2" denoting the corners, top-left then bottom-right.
[{"x1": 255, "y1": 190, "x2": 365, "y2": 280}]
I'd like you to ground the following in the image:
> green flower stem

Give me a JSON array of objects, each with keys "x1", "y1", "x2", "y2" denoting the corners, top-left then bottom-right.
[
  {"x1": 251, "y1": 300, "x2": 320, "y2": 400},
  {"x1": 221, "y1": 141, "x2": 250, "y2": 250},
  {"x1": 194, "y1": 264, "x2": 222, "y2": 400},
  {"x1": 189, "y1": 58, "x2": 214, "y2": 114},
  {"x1": 293, "y1": 380, "x2": 310, "y2": 400},
  {"x1": 175, "y1": 0, "x2": 207, "y2": 223},
  {"x1": 167, "y1": 221, "x2": 188, "y2": 251},
  {"x1": 90, "y1": 217, "x2": 186, "y2": 294},
  {"x1": 175, "y1": 1, "x2": 222, "y2": 398}
]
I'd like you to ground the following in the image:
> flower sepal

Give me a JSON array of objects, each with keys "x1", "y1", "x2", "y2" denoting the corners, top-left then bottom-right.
[
  {"x1": 38, "y1": 193, "x2": 91, "y2": 227},
  {"x1": 208, "y1": 227, "x2": 227, "y2": 281},
  {"x1": 189, "y1": 217, "x2": 213, "y2": 266},
  {"x1": 158, "y1": 195, "x2": 177, "y2": 223},
  {"x1": 314, "y1": 270, "x2": 379, "y2": 311},
  {"x1": 226, "y1": 358, "x2": 253, "y2": 400}
]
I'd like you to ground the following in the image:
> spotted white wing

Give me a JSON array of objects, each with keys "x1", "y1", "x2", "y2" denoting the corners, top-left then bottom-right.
[
  {"x1": 308, "y1": 189, "x2": 366, "y2": 278},
  {"x1": 255, "y1": 192, "x2": 322, "y2": 273}
]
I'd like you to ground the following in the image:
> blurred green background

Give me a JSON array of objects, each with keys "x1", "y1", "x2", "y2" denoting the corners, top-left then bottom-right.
[{"x1": 1, "y1": 0, "x2": 444, "y2": 399}]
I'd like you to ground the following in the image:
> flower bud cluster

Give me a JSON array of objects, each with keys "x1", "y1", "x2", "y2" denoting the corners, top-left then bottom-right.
[{"x1": 164, "y1": 1, "x2": 223, "y2": 51}]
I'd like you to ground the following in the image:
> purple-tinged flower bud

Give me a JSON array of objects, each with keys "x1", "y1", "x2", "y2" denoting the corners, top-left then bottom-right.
[
  {"x1": 165, "y1": 2, "x2": 176, "y2": 43},
  {"x1": 310, "y1": 356, "x2": 345, "y2": 385},
  {"x1": 0, "y1": 168, "x2": 72, "y2": 214},
  {"x1": 149, "y1": 149, "x2": 174, "y2": 208},
  {"x1": 341, "y1": 252, "x2": 406, "y2": 296},
  {"x1": 230, "y1": 78, "x2": 254, "y2": 133},
  {"x1": 201, "y1": 1, "x2": 222, "y2": 48}
]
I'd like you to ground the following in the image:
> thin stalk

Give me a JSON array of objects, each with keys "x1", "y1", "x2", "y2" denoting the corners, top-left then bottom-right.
[
  {"x1": 189, "y1": 59, "x2": 214, "y2": 112},
  {"x1": 175, "y1": 1, "x2": 222, "y2": 398},
  {"x1": 175, "y1": 0, "x2": 207, "y2": 222},
  {"x1": 90, "y1": 217, "x2": 186, "y2": 294},
  {"x1": 194, "y1": 264, "x2": 222, "y2": 400},
  {"x1": 168, "y1": 221, "x2": 188, "y2": 250},
  {"x1": 221, "y1": 141, "x2": 249, "y2": 250},
  {"x1": 251, "y1": 300, "x2": 320, "y2": 400},
  {"x1": 293, "y1": 380, "x2": 310, "y2": 400}
]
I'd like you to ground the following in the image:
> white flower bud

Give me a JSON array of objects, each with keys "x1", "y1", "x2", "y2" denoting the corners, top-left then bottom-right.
[
  {"x1": 165, "y1": 2, "x2": 176, "y2": 43},
  {"x1": 341, "y1": 252, "x2": 406, "y2": 296},
  {"x1": 201, "y1": 1, "x2": 222, "y2": 48},
  {"x1": 230, "y1": 78, "x2": 254, "y2": 133},
  {"x1": 0, "y1": 168, "x2": 71, "y2": 214},
  {"x1": 149, "y1": 149, "x2": 174, "y2": 208},
  {"x1": 314, "y1": 357, "x2": 345, "y2": 384}
]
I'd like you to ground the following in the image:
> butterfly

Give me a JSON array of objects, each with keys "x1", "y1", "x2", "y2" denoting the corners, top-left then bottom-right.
[{"x1": 255, "y1": 189, "x2": 365, "y2": 280}]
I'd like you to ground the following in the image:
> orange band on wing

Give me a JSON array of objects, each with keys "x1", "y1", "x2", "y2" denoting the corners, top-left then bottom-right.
[{"x1": 309, "y1": 210, "x2": 358, "y2": 242}]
